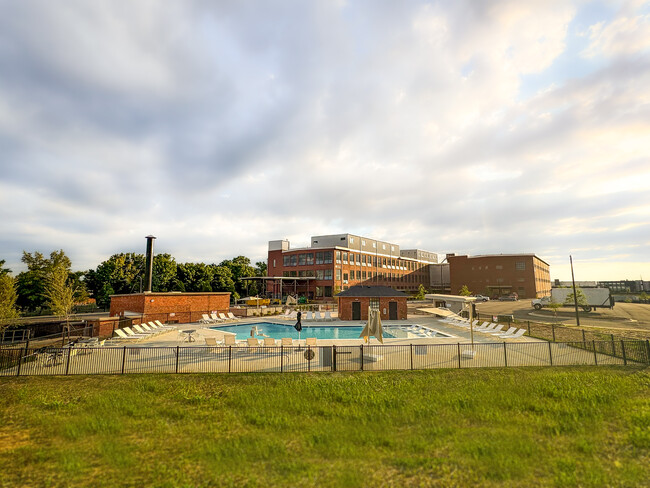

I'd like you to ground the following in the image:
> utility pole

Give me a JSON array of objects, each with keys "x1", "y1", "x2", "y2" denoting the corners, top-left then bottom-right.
[{"x1": 570, "y1": 255, "x2": 580, "y2": 327}]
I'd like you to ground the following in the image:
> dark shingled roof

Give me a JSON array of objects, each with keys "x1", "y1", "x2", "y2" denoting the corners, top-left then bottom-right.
[{"x1": 335, "y1": 286, "x2": 408, "y2": 297}]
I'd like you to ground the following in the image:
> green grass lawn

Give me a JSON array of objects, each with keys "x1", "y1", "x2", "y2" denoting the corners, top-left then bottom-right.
[{"x1": 1, "y1": 367, "x2": 648, "y2": 488}]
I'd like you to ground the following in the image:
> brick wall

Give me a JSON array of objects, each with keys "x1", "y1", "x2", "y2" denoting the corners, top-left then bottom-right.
[
  {"x1": 110, "y1": 292, "x2": 231, "y2": 324},
  {"x1": 338, "y1": 297, "x2": 407, "y2": 321}
]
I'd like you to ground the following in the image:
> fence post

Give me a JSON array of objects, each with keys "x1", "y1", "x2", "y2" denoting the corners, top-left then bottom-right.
[
  {"x1": 592, "y1": 340, "x2": 598, "y2": 365},
  {"x1": 333, "y1": 345, "x2": 337, "y2": 372},
  {"x1": 229, "y1": 346, "x2": 232, "y2": 373},
  {"x1": 611, "y1": 334, "x2": 616, "y2": 356},
  {"x1": 548, "y1": 341, "x2": 553, "y2": 366},
  {"x1": 410, "y1": 344, "x2": 414, "y2": 370},
  {"x1": 175, "y1": 346, "x2": 180, "y2": 374},
  {"x1": 308, "y1": 346, "x2": 311, "y2": 373},
  {"x1": 551, "y1": 324, "x2": 556, "y2": 342},
  {"x1": 65, "y1": 347, "x2": 72, "y2": 375},
  {"x1": 16, "y1": 344, "x2": 26, "y2": 377},
  {"x1": 457, "y1": 343, "x2": 461, "y2": 368},
  {"x1": 121, "y1": 346, "x2": 127, "y2": 374},
  {"x1": 582, "y1": 329, "x2": 586, "y2": 348},
  {"x1": 620, "y1": 341, "x2": 627, "y2": 365},
  {"x1": 503, "y1": 342, "x2": 508, "y2": 367},
  {"x1": 280, "y1": 345, "x2": 283, "y2": 373},
  {"x1": 360, "y1": 344, "x2": 364, "y2": 371},
  {"x1": 646, "y1": 340, "x2": 650, "y2": 365},
  {"x1": 527, "y1": 321, "x2": 531, "y2": 336}
]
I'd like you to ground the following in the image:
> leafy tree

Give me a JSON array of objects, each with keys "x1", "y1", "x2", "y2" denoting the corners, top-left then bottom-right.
[
  {"x1": 219, "y1": 256, "x2": 255, "y2": 296},
  {"x1": 255, "y1": 261, "x2": 267, "y2": 276},
  {"x1": 16, "y1": 250, "x2": 71, "y2": 313},
  {"x1": 458, "y1": 285, "x2": 472, "y2": 296},
  {"x1": 415, "y1": 284, "x2": 427, "y2": 300},
  {"x1": 44, "y1": 260, "x2": 76, "y2": 326},
  {"x1": 0, "y1": 259, "x2": 11, "y2": 276},
  {"x1": 0, "y1": 273, "x2": 20, "y2": 330},
  {"x1": 177, "y1": 263, "x2": 214, "y2": 292},
  {"x1": 209, "y1": 265, "x2": 236, "y2": 293}
]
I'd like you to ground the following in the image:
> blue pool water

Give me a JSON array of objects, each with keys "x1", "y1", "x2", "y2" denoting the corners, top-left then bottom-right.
[{"x1": 211, "y1": 322, "x2": 367, "y2": 340}]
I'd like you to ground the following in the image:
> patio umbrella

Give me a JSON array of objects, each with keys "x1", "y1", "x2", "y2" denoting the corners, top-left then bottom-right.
[
  {"x1": 359, "y1": 308, "x2": 383, "y2": 344},
  {"x1": 294, "y1": 311, "x2": 302, "y2": 344}
]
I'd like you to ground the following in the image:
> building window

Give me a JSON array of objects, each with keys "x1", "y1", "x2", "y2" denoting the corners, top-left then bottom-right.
[
  {"x1": 324, "y1": 251, "x2": 333, "y2": 264},
  {"x1": 356, "y1": 254, "x2": 361, "y2": 264},
  {"x1": 496, "y1": 265, "x2": 503, "y2": 270},
  {"x1": 273, "y1": 259, "x2": 276, "y2": 267},
  {"x1": 370, "y1": 298, "x2": 379, "y2": 310},
  {"x1": 283, "y1": 256, "x2": 290, "y2": 266},
  {"x1": 391, "y1": 246, "x2": 395, "y2": 251},
  {"x1": 324, "y1": 286, "x2": 332, "y2": 297},
  {"x1": 299, "y1": 254, "x2": 306, "y2": 266},
  {"x1": 357, "y1": 270, "x2": 361, "y2": 280},
  {"x1": 349, "y1": 253, "x2": 354, "y2": 262},
  {"x1": 361, "y1": 240, "x2": 366, "y2": 246},
  {"x1": 316, "y1": 286, "x2": 323, "y2": 297},
  {"x1": 382, "y1": 244, "x2": 386, "y2": 250},
  {"x1": 342, "y1": 252, "x2": 348, "y2": 264},
  {"x1": 325, "y1": 269, "x2": 332, "y2": 280},
  {"x1": 516, "y1": 262, "x2": 525, "y2": 270},
  {"x1": 306, "y1": 253, "x2": 314, "y2": 265},
  {"x1": 316, "y1": 270, "x2": 324, "y2": 280},
  {"x1": 368, "y1": 272, "x2": 372, "y2": 279},
  {"x1": 362, "y1": 271, "x2": 366, "y2": 280},
  {"x1": 316, "y1": 252, "x2": 324, "y2": 264},
  {"x1": 290, "y1": 255, "x2": 297, "y2": 266},
  {"x1": 343, "y1": 273, "x2": 348, "y2": 282},
  {"x1": 336, "y1": 269, "x2": 341, "y2": 280},
  {"x1": 373, "y1": 242, "x2": 376, "y2": 248},
  {"x1": 335, "y1": 251, "x2": 341, "y2": 264},
  {"x1": 350, "y1": 237, "x2": 354, "y2": 243}
]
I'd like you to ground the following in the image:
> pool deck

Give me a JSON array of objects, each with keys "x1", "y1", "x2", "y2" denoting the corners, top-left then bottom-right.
[{"x1": 123, "y1": 315, "x2": 541, "y2": 347}]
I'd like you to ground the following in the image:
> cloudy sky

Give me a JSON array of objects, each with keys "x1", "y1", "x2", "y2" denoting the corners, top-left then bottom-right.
[{"x1": 1, "y1": 0, "x2": 649, "y2": 281}]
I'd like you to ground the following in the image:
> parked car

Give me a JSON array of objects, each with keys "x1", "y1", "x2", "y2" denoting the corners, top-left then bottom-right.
[
  {"x1": 472, "y1": 295, "x2": 490, "y2": 302},
  {"x1": 499, "y1": 295, "x2": 518, "y2": 301}
]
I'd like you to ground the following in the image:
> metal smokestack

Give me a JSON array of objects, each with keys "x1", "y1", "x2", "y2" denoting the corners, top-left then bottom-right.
[{"x1": 144, "y1": 235, "x2": 156, "y2": 292}]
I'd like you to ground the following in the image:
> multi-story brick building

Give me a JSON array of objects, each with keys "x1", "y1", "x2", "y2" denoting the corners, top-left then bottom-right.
[
  {"x1": 448, "y1": 254, "x2": 551, "y2": 299},
  {"x1": 266, "y1": 233, "x2": 438, "y2": 301}
]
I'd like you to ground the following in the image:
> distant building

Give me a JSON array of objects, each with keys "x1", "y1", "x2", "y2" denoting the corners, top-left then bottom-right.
[
  {"x1": 110, "y1": 292, "x2": 231, "y2": 324},
  {"x1": 449, "y1": 254, "x2": 551, "y2": 299},
  {"x1": 597, "y1": 280, "x2": 650, "y2": 293},
  {"x1": 266, "y1": 233, "x2": 439, "y2": 301}
]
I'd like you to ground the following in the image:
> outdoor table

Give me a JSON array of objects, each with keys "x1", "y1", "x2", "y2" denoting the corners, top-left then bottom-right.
[{"x1": 181, "y1": 330, "x2": 197, "y2": 343}]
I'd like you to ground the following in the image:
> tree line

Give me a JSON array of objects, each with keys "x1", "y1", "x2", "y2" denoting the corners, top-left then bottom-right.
[{"x1": 0, "y1": 251, "x2": 267, "y2": 327}]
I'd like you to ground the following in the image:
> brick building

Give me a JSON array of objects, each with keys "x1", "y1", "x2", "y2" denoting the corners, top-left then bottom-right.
[
  {"x1": 448, "y1": 254, "x2": 551, "y2": 299},
  {"x1": 110, "y1": 292, "x2": 231, "y2": 324},
  {"x1": 336, "y1": 286, "x2": 408, "y2": 321},
  {"x1": 266, "y1": 233, "x2": 438, "y2": 301}
]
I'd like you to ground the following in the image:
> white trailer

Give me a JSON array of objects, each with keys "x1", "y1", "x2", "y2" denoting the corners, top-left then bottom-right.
[{"x1": 531, "y1": 287, "x2": 614, "y2": 312}]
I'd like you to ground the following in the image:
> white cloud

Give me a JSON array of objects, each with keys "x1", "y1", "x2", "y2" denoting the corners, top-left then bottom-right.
[{"x1": 583, "y1": 14, "x2": 650, "y2": 58}]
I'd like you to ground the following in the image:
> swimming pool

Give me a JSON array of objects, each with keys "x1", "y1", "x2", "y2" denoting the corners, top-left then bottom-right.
[{"x1": 210, "y1": 322, "x2": 452, "y2": 340}]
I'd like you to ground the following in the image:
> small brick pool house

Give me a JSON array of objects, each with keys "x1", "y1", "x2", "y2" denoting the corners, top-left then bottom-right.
[{"x1": 336, "y1": 286, "x2": 408, "y2": 321}]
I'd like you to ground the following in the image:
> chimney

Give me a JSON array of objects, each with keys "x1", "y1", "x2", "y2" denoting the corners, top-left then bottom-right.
[{"x1": 144, "y1": 235, "x2": 156, "y2": 292}]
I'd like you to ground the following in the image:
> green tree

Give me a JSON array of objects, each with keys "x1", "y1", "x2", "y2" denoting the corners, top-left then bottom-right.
[
  {"x1": 44, "y1": 260, "x2": 76, "y2": 326},
  {"x1": 16, "y1": 250, "x2": 72, "y2": 313},
  {"x1": 152, "y1": 253, "x2": 177, "y2": 292},
  {"x1": 209, "y1": 265, "x2": 236, "y2": 293},
  {"x1": 0, "y1": 273, "x2": 20, "y2": 331},
  {"x1": 459, "y1": 285, "x2": 472, "y2": 296},
  {"x1": 0, "y1": 259, "x2": 11, "y2": 276},
  {"x1": 255, "y1": 261, "x2": 267, "y2": 276},
  {"x1": 415, "y1": 284, "x2": 427, "y2": 300},
  {"x1": 219, "y1": 256, "x2": 255, "y2": 296},
  {"x1": 177, "y1": 263, "x2": 214, "y2": 292}
]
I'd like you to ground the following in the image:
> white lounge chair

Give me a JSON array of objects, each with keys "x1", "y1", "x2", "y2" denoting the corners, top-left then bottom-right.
[
  {"x1": 123, "y1": 327, "x2": 148, "y2": 338},
  {"x1": 226, "y1": 312, "x2": 240, "y2": 321},
  {"x1": 200, "y1": 314, "x2": 214, "y2": 324},
  {"x1": 114, "y1": 329, "x2": 143, "y2": 341},
  {"x1": 288, "y1": 311, "x2": 297, "y2": 320},
  {"x1": 281, "y1": 337, "x2": 294, "y2": 347},
  {"x1": 498, "y1": 328, "x2": 527, "y2": 339},
  {"x1": 475, "y1": 322, "x2": 491, "y2": 330},
  {"x1": 305, "y1": 337, "x2": 317, "y2": 346},
  {"x1": 220, "y1": 334, "x2": 237, "y2": 346},
  {"x1": 477, "y1": 323, "x2": 498, "y2": 333},
  {"x1": 485, "y1": 324, "x2": 506, "y2": 335},
  {"x1": 314, "y1": 311, "x2": 324, "y2": 321},
  {"x1": 247, "y1": 337, "x2": 261, "y2": 347},
  {"x1": 323, "y1": 311, "x2": 333, "y2": 321},
  {"x1": 495, "y1": 326, "x2": 517, "y2": 337},
  {"x1": 154, "y1": 320, "x2": 175, "y2": 330},
  {"x1": 263, "y1": 337, "x2": 277, "y2": 347},
  {"x1": 133, "y1": 324, "x2": 156, "y2": 335},
  {"x1": 303, "y1": 311, "x2": 313, "y2": 321},
  {"x1": 218, "y1": 313, "x2": 230, "y2": 322}
]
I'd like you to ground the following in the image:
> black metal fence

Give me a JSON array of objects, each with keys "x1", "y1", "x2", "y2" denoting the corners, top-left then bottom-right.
[{"x1": 2, "y1": 340, "x2": 648, "y2": 377}]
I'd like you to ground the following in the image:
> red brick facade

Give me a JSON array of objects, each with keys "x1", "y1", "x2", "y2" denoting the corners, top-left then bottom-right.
[
  {"x1": 110, "y1": 292, "x2": 231, "y2": 324},
  {"x1": 337, "y1": 297, "x2": 407, "y2": 321},
  {"x1": 449, "y1": 255, "x2": 551, "y2": 299},
  {"x1": 267, "y1": 248, "x2": 431, "y2": 300}
]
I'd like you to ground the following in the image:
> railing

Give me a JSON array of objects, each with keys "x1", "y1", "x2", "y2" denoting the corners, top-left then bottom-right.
[
  {"x1": 0, "y1": 328, "x2": 30, "y2": 344},
  {"x1": 1, "y1": 340, "x2": 648, "y2": 377}
]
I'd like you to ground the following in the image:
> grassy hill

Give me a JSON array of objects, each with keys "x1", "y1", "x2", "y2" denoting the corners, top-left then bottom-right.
[{"x1": 1, "y1": 367, "x2": 648, "y2": 487}]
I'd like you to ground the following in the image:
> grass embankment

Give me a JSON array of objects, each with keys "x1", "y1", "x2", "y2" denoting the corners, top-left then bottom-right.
[{"x1": 1, "y1": 367, "x2": 648, "y2": 487}]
